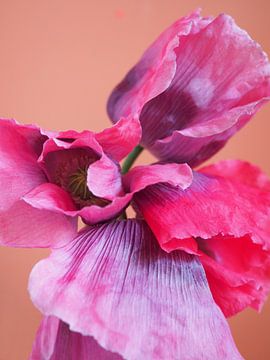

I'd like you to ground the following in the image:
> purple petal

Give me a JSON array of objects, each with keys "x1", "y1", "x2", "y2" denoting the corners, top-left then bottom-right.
[{"x1": 29, "y1": 220, "x2": 242, "y2": 359}]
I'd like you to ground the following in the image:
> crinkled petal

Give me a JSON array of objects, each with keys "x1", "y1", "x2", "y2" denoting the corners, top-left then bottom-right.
[
  {"x1": 95, "y1": 117, "x2": 142, "y2": 161},
  {"x1": 123, "y1": 163, "x2": 193, "y2": 193},
  {"x1": 197, "y1": 234, "x2": 270, "y2": 317},
  {"x1": 133, "y1": 160, "x2": 270, "y2": 253},
  {"x1": 0, "y1": 119, "x2": 46, "y2": 210},
  {"x1": 200, "y1": 159, "x2": 270, "y2": 190},
  {"x1": 0, "y1": 200, "x2": 77, "y2": 248},
  {"x1": 87, "y1": 155, "x2": 123, "y2": 200},
  {"x1": 29, "y1": 220, "x2": 242, "y2": 360},
  {"x1": 30, "y1": 316, "x2": 122, "y2": 360}
]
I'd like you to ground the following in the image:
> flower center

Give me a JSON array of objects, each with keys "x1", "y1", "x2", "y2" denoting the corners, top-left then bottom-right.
[
  {"x1": 67, "y1": 166, "x2": 111, "y2": 208},
  {"x1": 68, "y1": 167, "x2": 91, "y2": 201}
]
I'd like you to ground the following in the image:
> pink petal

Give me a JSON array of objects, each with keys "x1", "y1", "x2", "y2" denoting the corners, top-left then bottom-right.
[
  {"x1": 133, "y1": 160, "x2": 270, "y2": 254},
  {"x1": 30, "y1": 316, "x2": 122, "y2": 360},
  {"x1": 23, "y1": 183, "x2": 77, "y2": 212},
  {"x1": 123, "y1": 163, "x2": 193, "y2": 193},
  {"x1": 107, "y1": 13, "x2": 270, "y2": 166},
  {"x1": 0, "y1": 119, "x2": 46, "y2": 210},
  {"x1": 0, "y1": 200, "x2": 77, "y2": 247},
  {"x1": 87, "y1": 154, "x2": 123, "y2": 200},
  {"x1": 96, "y1": 117, "x2": 142, "y2": 161},
  {"x1": 198, "y1": 234, "x2": 270, "y2": 317},
  {"x1": 39, "y1": 134, "x2": 102, "y2": 167},
  {"x1": 29, "y1": 220, "x2": 242, "y2": 360}
]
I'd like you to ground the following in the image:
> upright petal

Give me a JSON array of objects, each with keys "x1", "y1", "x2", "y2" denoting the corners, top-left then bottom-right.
[
  {"x1": 95, "y1": 117, "x2": 142, "y2": 161},
  {"x1": 29, "y1": 220, "x2": 242, "y2": 360},
  {"x1": 30, "y1": 316, "x2": 122, "y2": 360}
]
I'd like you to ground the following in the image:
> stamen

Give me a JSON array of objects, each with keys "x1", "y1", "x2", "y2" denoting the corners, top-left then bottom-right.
[{"x1": 67, "y1": 167, "x2": 111, "y2": 208}]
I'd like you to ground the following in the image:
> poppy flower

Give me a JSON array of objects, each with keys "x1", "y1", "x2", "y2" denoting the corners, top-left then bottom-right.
[
  {"x1": 0, "y1": 117, "x2": 141, "y2": 247},
  {"x1": 29, "y1": 220, "x2": 243, "y2": 359},
  {"x1": 107, "y1": 10, "x2": 270, "y2": 166},
  {"x1": 1, "y1": 9, "x2": 270, "y2": 360}
]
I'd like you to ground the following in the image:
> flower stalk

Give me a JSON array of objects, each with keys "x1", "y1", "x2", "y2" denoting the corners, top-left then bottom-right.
[{"x1": 121, "y1": 145, "x2": 144, "y2": 174}]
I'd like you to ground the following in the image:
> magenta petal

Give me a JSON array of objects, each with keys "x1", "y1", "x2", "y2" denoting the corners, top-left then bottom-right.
[
  {"x1": 30, "y1": 316, "x2": 122, "y2": 360},
  {"x1": 96, "y1": 117, "x2": 142, "y2": 161},
  {"x1": 198, "y1": 235, "x2": 270, "y2": 317},
  {"x1": 123, "y1": 163, "x2": 192, "y2": 193},
  {"x1": 200, "y1": 159, "x2": 270, "y2": 191},
  {"x1": 87, "y1": 155, "x2": 123, "y2": 200},
  {"x1": 0, "y1": 119, "x2": 46, "y2": 210},
  {"x1": 29, "y1": 220, "x2": 242, "y2": 360},
  {"x1": 134, "y1": 160, "x2": 270, "y2": 254},
  {"x1": 0, "y1": 200, "x2": 76, "y2": 247}
]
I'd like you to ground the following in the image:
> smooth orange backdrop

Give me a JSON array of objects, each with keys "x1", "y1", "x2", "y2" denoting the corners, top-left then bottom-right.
[{"x1": 0, "y1": 1, "x2": 270, "y2": 359}]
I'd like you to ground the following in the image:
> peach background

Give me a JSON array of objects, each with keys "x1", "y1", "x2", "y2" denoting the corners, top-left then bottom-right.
[{"x1": 0, "y1": 0, "x2": 270, "y2": 359}]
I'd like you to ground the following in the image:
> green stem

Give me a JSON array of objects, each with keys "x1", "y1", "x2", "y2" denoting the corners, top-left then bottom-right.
[{"x1": 121, "y1": 145, "x2": 144, "y2": 174}]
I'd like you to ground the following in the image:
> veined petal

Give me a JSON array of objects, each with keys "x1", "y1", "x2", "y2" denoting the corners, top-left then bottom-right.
[
  {"x1": 95, "y1": 117, "x2": 142, "y2": 161},
  {"x1": 30, "y1": 316, "x2": 122, "y2": 360},
  {"x1": 29, "y1": 220, "x2": 242, "y2": 360},
  {"x1": 133, "y1": 160, "x2": 270, "y2": 253},
  {"x1": 0, "y1": 200, "x2": 77, "y2": 248}
]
